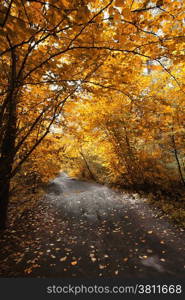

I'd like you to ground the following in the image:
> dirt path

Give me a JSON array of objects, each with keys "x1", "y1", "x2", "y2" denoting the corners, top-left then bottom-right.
[{"x1": 0, "y1": 173, "x2": 184, "y2": 278}]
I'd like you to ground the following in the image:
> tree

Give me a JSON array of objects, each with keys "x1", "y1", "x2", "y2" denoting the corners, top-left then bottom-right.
[{"x1": 0, "y1": 0, "x2": 185, "y2": 228}]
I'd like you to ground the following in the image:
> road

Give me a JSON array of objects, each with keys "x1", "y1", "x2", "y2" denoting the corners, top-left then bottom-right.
[{"x1": 0, "y1": 173, "x2": 184, "y2": 278}]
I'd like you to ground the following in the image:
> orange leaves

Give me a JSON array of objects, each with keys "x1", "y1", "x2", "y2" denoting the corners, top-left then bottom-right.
[
  {"x1": 24, "y1": 264, "x2": 40, "y2": 275},
  {"x1": 31, "y1": 1, "x2": 42, "y2": 10},
  {"x1": 76, "y1": 6, "x2": 90, "y2": 22},
  {"x1": 71, "y1": 260, "x2": 78, "y2": 266},
  {"x1": 61, "y1": 0, "x2": 71, "y2": 9},
  {"x1": 115, "y1": 0, "x2": 125, "y2": 7},
  {"x1": 121, "y1": 8, "x2": 131, "y2": 19}
]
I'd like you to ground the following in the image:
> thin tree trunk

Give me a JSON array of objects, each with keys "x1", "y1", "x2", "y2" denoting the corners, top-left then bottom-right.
[
  {"x1": 171, "y1": 133, "x2": 185, "y2": 187},
  {"x1": 80, "y1": 151, "x2": 96, "y2": 181},
  {"x1": 123, "y1": 125, "x2": 145, "y2": 184}
]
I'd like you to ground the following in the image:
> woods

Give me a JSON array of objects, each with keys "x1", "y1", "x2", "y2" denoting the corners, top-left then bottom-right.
[{"x1": 0, "y1": 0, "x2": 185, "y2": 228}]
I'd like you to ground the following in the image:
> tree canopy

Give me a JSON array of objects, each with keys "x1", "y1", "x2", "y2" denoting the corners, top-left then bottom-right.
[{"x1": 0, "y1": 0, "x2": 185, "y2": 228}]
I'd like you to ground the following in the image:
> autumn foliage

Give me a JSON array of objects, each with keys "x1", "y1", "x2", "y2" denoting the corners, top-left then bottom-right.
[{"x1": 0, "y1": 0, "x2": 185, "y2": 227}]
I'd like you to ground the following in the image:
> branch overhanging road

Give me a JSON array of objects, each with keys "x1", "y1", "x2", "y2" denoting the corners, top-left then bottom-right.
[{"x1": 0, "y1": 173, "x2": 184, "y2": 278}]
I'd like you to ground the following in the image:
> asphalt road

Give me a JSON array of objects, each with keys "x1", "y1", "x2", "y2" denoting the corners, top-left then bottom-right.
[{"x1": 0, "y1": 173, "x2": 184, "y2": 278}]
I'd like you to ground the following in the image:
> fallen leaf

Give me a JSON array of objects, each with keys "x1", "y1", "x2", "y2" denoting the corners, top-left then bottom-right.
[
  {"x1": 91, "y1": 257, "x2": 97, "y2": 262},
  {"x1": 123, "y1": 257, "x2": 128, "y2": 262},
  {"x1": 160, "y1": 258, "x2": 166, "y2": 262},
  {"x1": 60, "y1": 256, "x2": 67, "y2": 262},
  {"x1": 24, "y1": 267, "x2": 32, "y2": 274},
  {"x1": 99, "y1": 264, "x2": 107, "y2": 269}
]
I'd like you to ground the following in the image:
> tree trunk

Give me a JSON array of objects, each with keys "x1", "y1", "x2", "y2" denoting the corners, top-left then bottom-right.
[
  {"x1": 0, "y1": 47, "x2": 17, "y2": 229},
  {"x1": 80, "y1": 151, "x2": 96, "y2": 181},
  {"x1": 171, "y1": 134, "x2": 185, "y2": 187},
  {"x1": 123, "y1": 125, "x2": 145, "y2": 185}
]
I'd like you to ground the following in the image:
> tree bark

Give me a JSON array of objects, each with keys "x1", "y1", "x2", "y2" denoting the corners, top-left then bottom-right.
[
  {"x1": 0, "y1": 47, "x2": 17, "y2": 229},
  {"x1": 171, "y1": 133, "x2": 185, "y2": 187},
  {"x1": 80, "y1": 151, "x2": 97, "y2": 181}
]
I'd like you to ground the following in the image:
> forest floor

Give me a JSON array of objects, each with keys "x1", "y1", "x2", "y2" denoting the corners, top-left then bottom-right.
[{"x1": 0, "y1": 173, "x2": 185, "y2": 278}]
